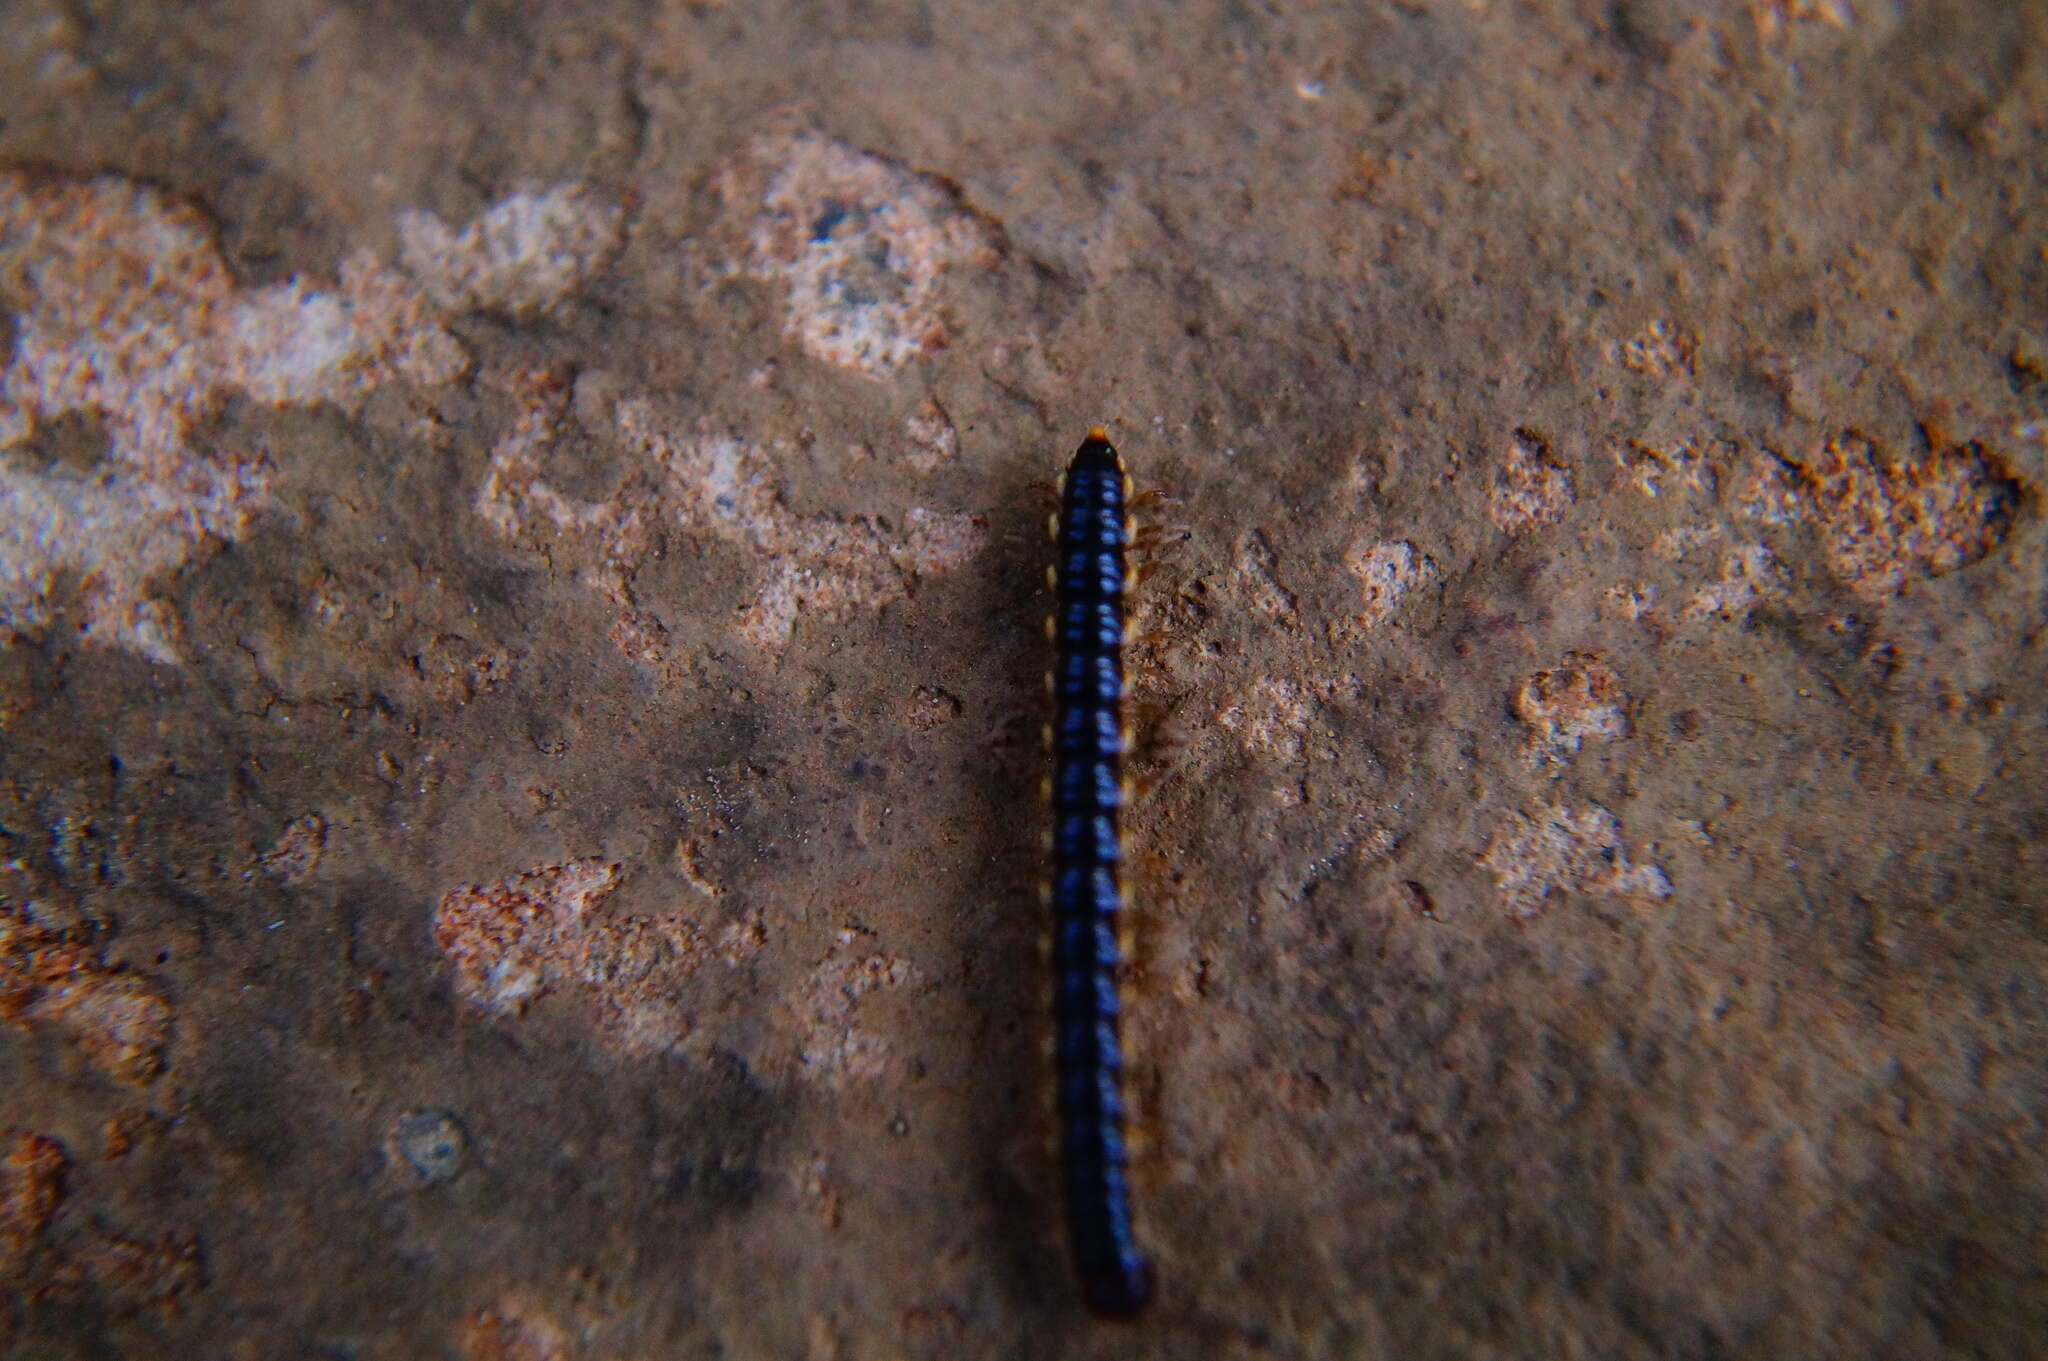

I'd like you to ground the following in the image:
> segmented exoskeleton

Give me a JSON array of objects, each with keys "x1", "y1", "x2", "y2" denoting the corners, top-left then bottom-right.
[{"x1": 1045, "y1": 427, "x2": 1151, "y2": 1316}]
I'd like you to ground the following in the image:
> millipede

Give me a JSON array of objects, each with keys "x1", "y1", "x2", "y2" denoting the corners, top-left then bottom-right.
[{"x1": 1043, "y1": 426, "x2": 1152, "y2": 1316}]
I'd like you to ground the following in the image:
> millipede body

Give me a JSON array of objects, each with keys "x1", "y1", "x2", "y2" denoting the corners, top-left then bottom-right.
[{"x1": 1046, "y1": 427, "x2": 1151, "y2": 1316}]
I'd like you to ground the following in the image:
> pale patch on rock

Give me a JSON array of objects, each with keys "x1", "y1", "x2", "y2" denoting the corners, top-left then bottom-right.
[
  {"x1": 0, "y1": 903, "x2": 170, "y2": 1084},
  {"x1": 0, "y1": 175, "x2": 467, "y2": 473},
  {"x1": 1216, "y1": 674, "x2": 1357, "y2": 766},
  {"x1": 796, "y1": 1150, "x2": 844, "y2": 1229},
  {"x1": 1685, "y1": 544, "x2": 1785, "y2": 622},
  {"x1": 1487, "y1": 431, "x2": 1575, "y2": 534},
  {"x1": 1607, "y1": 318, "x2": 1697, "y2": 379},
  {"x1": 1602, "y1": 582, "x2": 1660, "y2": 624},
  {"x1": 477, "y1": 385, "x2": 984, "y2": 655},
  {"x1": 434, "y1": 859, "x2": 623, "y2": 1014},
  {"x1": 0, "y1": 463, "x2": 256, "y2": 663},
  {"x1": 782, "y1": 951, "x2": 922, "y2": 1085},
  {"x1": 1734, "y1": 451, "x2": 1805, "y2": 526},
  {"x1": 1719, "y1": 434, "x2": 2018, "y2": 601},
  {"x1": 904, "y1": 685, "x2": 961, "y2": 730},
  {"x1": 1515, "y1": 654, "x2": 1630, "y2": 770},
  {"x1": 398, "y1": 185, "x2": 624, "y2": 318},
  {"x1": 728, "y1": 134, "x2": 999, "y2": 376},
  {"x1": 1651, "y1": 523, "x2": 1724, "y2": 560},
  {"x1": 1352, "y1": 826, "x2": 1399, "y2": 867},
  {"x1": 1333, "y1": 538, "x2": 1438, "y2": 638},
  {"x1": 0, "y1": 172, "x2": 466, "y2": 660},
  {"x1": 1218, "y1": 677, "x2": 1313, "y2": 764},
  {"x1": 1606, "y1": 530, "x2": 1784, "y2": 631},
  {"x1": 258, "y1": 812, "x2": 328, "y2": 884},
  {"x1": 903, "y1": 397, "x2": 959, "y2": 472},
  {"x1": 456, "y1": 1289, "x2": 572, "y2": 1361},
  {"x1": 674, "y1": 838, "x2": 724, "y2": 899},
  {"x1": 475, "y1": 377, "x2": 649, "y2": 542},
  {"x1": 1612, "y1": 436, "x2": 1723, "y2": 499},
  {"x1": 617, "y1": 398, "x2": 985, "y2": 648},
  {"x1": 1793, "y1": 433, "x2": 2018, "y2": 600},
  {"x1": 432, "y1": 859, "x2": 707, "y2": 1058},
  {"x1": 717, "y1": 914, "x2": 768, "y2": 967},
  {"x1": 1480, "y1": 804, "x2": 1671, "y2": 918},
  {"x1": 471, "y1": 370, "x2": 661, "y2": 660},
  {"x1": 1751, "y1": 0, "x2": 1858, "y2": 42},
  {"x1": 1233, "y1": 528, "x2": 1298, "y2": 624}
]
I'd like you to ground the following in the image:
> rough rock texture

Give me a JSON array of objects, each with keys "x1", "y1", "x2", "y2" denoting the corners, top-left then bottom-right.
[
  {"x1": 0, "y1": 1130, "x2": 65, "y2": 1274},
  {"x1": 1, "y1": 904, "x2": 171, "y2": 1084},
  {"x1": 0, "y1": 1, "x2": 2043, "y2": 1358}
]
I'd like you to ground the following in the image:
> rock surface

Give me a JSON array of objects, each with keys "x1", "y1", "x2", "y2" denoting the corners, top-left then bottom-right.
[{"x1": 0, "y1": 2, "x2": 2043, "y2": 1357}]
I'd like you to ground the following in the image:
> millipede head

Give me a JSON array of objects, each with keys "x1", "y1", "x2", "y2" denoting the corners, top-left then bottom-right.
[{"x1": 1072, "y1": 429, "x2": 1122, "y2": 477}]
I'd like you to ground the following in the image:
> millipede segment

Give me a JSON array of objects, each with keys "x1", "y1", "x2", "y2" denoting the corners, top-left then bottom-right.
[{"x1": 1047, "y1": 428, "x2": 1152, "y2": 1317}]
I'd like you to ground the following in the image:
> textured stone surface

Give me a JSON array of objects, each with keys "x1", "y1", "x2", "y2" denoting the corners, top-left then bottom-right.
[
  {"x1": 1, "y1": 904, "x2": 170, "y2": 1085},
  {"x1": 0, "y1": 1, "x2": 2043, "y2": 1357}
]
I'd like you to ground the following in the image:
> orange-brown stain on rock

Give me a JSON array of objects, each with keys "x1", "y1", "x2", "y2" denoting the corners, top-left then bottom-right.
[
  {"x1": 1515, "y1": 653, "x2": 1630, "y2": 770},
  {"x1": 1488, "y1": 431, "x2": 1577, "y2": 534},
  {"x1": 0, "y1": 905, "x2": 170, "y2": 1084},
  {"x1": 1796, "y1": 433, "x2": 2019, "y2": 599},
  {"x1": 456, "y1": 1290, "x2": 572, "y2": 1361},
  {"x1": 47, "y1": 1228, "x2": 203, "y2": 1314},
  {"x1": 0, "y1": 1131, "x2": 65, "y2": 1275}
]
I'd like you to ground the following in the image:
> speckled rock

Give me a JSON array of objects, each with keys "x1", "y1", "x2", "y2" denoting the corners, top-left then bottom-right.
[{"x1": 0, "y1": 2, "x2": 2042, "y2": 1359}]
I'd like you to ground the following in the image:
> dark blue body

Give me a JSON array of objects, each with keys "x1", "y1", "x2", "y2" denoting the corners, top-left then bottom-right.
[{"x1": 1050, "y1": 433, "x2": 1152, "y2": 1316}]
